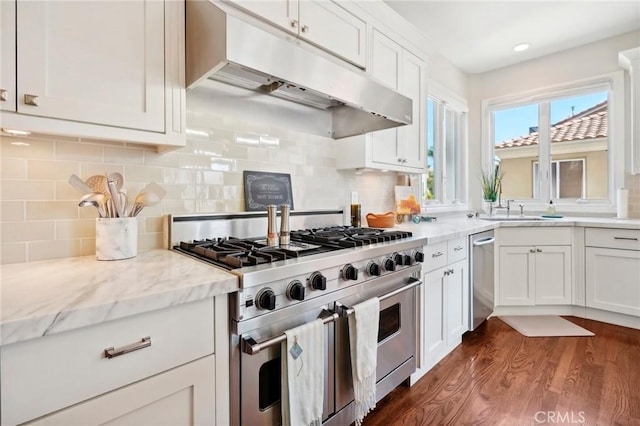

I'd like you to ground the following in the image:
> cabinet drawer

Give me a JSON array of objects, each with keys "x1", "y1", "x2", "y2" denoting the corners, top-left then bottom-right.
[
  {"x1": 1, "y1": 298, "x2": 215, "y2": 425},
  {"x1": 422, "y1": 241, "x2": 448, "y2": 272},
  {"x1": 585, "y1": 228, "x2": 640, "y2": 251},
  {"x1": 498, "y1": 227, "x2": 572, "y2": 246},
  {"x1": 448, "y1": 237, "x2": 467, "y2": 263}
]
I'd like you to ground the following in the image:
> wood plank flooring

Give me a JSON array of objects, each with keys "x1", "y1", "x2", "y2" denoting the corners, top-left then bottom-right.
[{"x1": 364, "y1": 317, "x2": 640, "y2": 426}]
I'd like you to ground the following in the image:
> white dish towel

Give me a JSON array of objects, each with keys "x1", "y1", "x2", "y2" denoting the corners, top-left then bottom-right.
[
  {"x1": 281, "y1": 318, "x2": 325, "y2": 426},
  {"x1": 348, "y1": 297, "x2": 380, "y2": 426}
]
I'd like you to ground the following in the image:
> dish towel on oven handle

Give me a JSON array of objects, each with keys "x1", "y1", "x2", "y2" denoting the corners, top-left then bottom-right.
[
  {"x1": 281, "y1": 318, "x2": 325, "y2": 426},
  {"x1": 348, "y1": 297, "x2": 380, "y2": 426}
]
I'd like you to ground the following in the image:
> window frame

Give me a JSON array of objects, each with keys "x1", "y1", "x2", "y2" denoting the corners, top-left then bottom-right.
[
  {"x1": 533, "y1": 158, "x2": 586, "y2": 199},
  {"x1": 422, "y1": 80, "x2": 469, "y2": 213},
  {"x1": 482, "y1": 72, "x2": 625, "y2": 214}
]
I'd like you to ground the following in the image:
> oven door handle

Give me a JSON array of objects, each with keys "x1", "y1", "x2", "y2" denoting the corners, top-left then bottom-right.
[
  {"x1": 336, "y1": 277, "x2": 422, "y2": 317},
  {"x1": 241, "y1": 309, "x2": 338, "y2": 355}
]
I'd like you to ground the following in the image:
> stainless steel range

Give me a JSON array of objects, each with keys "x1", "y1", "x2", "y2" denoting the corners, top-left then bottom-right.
[{"x1": 169, "y1": 210, "x2": 424, "y2": 426}]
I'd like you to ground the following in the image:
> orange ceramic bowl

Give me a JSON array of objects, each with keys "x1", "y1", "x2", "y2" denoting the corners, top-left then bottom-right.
[{"x1": 366, "y1": 212, "x2": 396, "y2": 228}]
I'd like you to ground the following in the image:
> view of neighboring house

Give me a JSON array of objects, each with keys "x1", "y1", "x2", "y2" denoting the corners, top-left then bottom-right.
[{"x1": 495, "y1": 101, "x2": 608, "y2": 200}]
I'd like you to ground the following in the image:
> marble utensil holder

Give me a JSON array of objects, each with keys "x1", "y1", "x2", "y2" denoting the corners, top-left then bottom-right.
[{"x1": 96, "y1": 218, "x2": 138, "y2": 261}]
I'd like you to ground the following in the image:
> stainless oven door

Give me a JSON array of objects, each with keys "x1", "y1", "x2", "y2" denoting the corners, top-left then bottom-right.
[
  {"x1": 234, "y1": 306, "x2": 335, "y2": 426},
  {"x1": 333, "y1": 273, "x2": 419, "y2": 418}
]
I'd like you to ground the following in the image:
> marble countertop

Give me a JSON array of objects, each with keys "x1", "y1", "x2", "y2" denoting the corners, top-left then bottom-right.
[
  {"x1": 3, "y1": 215, "x2": 638, "y2": 347},
  {"x1": 1, "y1": 250, "x2": 239, "y2": 346},
  {"x1": 397, "y1": 215, "x2": 640, "y2": 243}
]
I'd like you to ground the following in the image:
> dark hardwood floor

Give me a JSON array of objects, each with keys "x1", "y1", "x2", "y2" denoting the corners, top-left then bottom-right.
[{"x1": 364, "y1": 317, "x2": 640, "y2": 426}]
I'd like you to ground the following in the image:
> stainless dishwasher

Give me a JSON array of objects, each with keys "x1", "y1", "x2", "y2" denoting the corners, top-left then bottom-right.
[{"x1": 469, "y1": 230, "x2": 495, "y2": 330}]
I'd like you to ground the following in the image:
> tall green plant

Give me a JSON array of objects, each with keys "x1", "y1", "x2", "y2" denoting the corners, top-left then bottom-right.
[{"x1": 481, "y1": 164, "x2": 503, "y2": 202}]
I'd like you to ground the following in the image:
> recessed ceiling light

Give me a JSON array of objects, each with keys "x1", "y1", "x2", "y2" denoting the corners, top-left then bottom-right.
[{"x1": 513, "y1": 43, "x2": 531, "y2": 52}]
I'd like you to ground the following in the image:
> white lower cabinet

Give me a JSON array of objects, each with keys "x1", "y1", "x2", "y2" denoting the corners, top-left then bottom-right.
[
  {"x1": 24, "y1": 356, "x2": 216, "y2": 426},
  {"x1": 421, "y1": 238, "x2": 468, "y2": 371},
  {"x1": 585, "y1": 227, "x2": 640, "y2": 317},
  {"x1": 496, "y1": 227, "x2": 573, "y2": 307},
  {"x1": 1, "y1": 296, "x2": 228, "y2": 426}
]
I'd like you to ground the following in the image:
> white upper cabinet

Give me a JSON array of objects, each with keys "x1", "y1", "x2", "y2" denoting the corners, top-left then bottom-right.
[
  {"x1": 0, "y1": 0, "x2": 16, "y2": 112},
  {"x1": 1, "y1": 0, "x2": 186, "y2": 149},
  {"x1": 231, "y1": 0, "x2": 366, "y2": 67},
  {"x1": 619, "y1": 47, "x2": 640, "y2": 174},
  {"x1": 338, "y1": 28, "x2": 426, "y2": 173},
  {"x1": 16, "y1": 0, "x2": 164, "y2": 131}
]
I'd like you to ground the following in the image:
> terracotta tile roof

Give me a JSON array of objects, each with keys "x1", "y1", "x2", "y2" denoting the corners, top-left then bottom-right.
[{"x1": 495, "y1": 101, "x2": 607, "y2": 149}]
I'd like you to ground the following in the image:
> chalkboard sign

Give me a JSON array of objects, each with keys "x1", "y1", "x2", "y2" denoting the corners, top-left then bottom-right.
[{"x1": 243, "y1": 171, "x2": 294, "y2": 211}]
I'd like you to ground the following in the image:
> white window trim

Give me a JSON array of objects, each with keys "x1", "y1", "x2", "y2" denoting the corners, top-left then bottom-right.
[
  {"x1": 482, "y1": 71, "x2": 625, "y2": 214},
  {"x1": 423, "y1": 79, "x2": 469, "y2": 213},
  {"x1": 533, "y1": 158, "x2": 587, "y2": 199}
]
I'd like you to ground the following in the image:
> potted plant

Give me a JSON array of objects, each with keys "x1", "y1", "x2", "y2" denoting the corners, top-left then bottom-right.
[{"x1": 481, "y1": 165, "x2": 503, "y2": 215}]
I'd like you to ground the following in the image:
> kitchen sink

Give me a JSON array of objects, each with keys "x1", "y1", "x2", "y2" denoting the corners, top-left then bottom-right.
[{"x1": 480, "y1": 216, "x2": 543, "y2": 221}]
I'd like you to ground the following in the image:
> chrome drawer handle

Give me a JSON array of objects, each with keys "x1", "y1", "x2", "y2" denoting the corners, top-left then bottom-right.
[
  {"x1": 454, "y1": 246, "x2": 464, "y2": 251},
  {"x1": 613, "y1": 237, "x2": 639, "y2": 241},
  {"x1": 432, "y1": 251, "x2": 443, "y2": 258},
  {"x1": 0, "y1": 89, "x2": 7, "y2": 101},
  {"x1": 104, "y1": 336, "x2": 151, "y2": 359}
]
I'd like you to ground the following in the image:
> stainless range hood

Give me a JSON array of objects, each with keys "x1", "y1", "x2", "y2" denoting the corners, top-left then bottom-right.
[{"x1": 185, "y1": 0, "x2": 412, "y2": 139}]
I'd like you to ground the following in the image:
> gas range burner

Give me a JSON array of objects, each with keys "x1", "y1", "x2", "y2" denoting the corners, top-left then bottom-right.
[
  {"x1": 175, "y1": 237, "x2": 333, "y2": 270},
  {"x1": 290, "y1": 226, "x2": 413, "y2": 248}
]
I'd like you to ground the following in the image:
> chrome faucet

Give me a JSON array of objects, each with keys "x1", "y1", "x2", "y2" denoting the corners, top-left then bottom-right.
[{"x1": 494, "y1": 199, "x2": 513, "y2": 216}]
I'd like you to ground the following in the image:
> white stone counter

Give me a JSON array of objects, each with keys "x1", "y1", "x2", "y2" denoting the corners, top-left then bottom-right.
[{"x1": 1, "y1": 250, "x2": 239, "y2": 346}]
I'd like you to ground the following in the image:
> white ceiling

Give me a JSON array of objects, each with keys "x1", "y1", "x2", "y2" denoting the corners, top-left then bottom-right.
[{"x1": 383, "y1": 1, "x2": 640, "y2": 74}]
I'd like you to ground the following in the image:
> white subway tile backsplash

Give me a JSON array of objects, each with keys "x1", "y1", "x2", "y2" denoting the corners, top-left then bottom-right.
[
  {"x1": 125, "y1": 165, "x2": 163, "y2": 183},
  {"x1": 28, "y1": 159, "x2": 79, "y2": 180},
  {"x1": 1, "y1": 180, "x2": 55, "y2": 200},
  {"x1": 27, "y1": 201, "x2": 79, "y2": 220},
  {"x1": 56, "y1": 219, "x2": 96, "y2": 239},
  {"x1": 1, "y1": 243, "x2": 27, "y2": 264},
  {"x1": 1, "y1": 201, "x2": 25, "y2": 221},
  {"x1": 1, "y1": 158, "x2": 27, "y2": 179},
  {"x1": 1, "y1": 136, "x2": 54, "y2": 159},
  {"x1": 103, "y1": 146, "x2": 145, "y2": 165},
  {"x1": 56, "y1": 141, "x2": 103, "y2": 162},
  {"x1": 2, "y1": 221, "x2": 55, "y2": 242},
  {"x1": 28, "y1": 239, "x2": 82, "y2": 262}
]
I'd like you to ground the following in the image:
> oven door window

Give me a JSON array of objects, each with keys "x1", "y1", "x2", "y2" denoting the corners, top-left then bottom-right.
[
  {"x1": 378, "y1": 303, "x2": 401, "y2": 343},
  {"x1": 259, "y1": 357, "x2": 281, "y2": 411}
]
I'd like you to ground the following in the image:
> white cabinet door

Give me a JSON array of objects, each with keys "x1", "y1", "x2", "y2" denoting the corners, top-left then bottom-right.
[
  {"x1": 299, "y1": 1, "x2": 366, "y2": 67},
  {"x1": 0, "y1": 0, "x2": 16, "y2": 112},
  {"x1": 423, "y1": 266, "x2": 447, "y2": 370},
  {"x1": 446, "y1": 259, "x2": 469, "y2": 344},
  {"x1": 24, "y1": 356, "x2": 216, "y2": 426},
  {"x1": 534, "y1": 246, "x2": 572, "y2": 305},
  {"x1": 499, "y1": 246, "x2": 535, "y2": 306},
  {"x1": 398, "y1": 49, "x2": 425, "y2": 171},
  {"x1": 370, "y1": 29, "x2": 400, "y2": 167},
  {"x1": 586, "y1": 247, "x2": 640, "y2": 317},
  {"x1": 16, "y1": 0, "x2": 165, "y2": 131},
  {"x1": 231, "y1": 0, "x2": 299, "y2": 34}
]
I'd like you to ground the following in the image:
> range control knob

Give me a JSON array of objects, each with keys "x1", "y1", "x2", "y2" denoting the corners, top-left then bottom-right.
[
  {"x1": 413, "y1": 250, "x2": 425, "y2": 263},
  {"x1": 393, "y1": 253, "x2": 404, "y2": 266},
  {"x1": 402, "y1": 254, "x2": 412, "y2": 266},
  {"x1": 342, "y1": 264, "x2": 359, "y2": 281},
  {"x1": 366, "y1": 261, "x2": 381, "y2": 276},
  {"x1": 255, "y1": 288, "x2": 276, "y2": 310},
  {"x1": 287, "y1": 280, "x2": 305, "y2": 301},
  {"x1": 383, "y1": 257, "x2": 396, "y2": 272},
  {"x1": 308, "y1": 271, "x2": 327, "y2": 291}
]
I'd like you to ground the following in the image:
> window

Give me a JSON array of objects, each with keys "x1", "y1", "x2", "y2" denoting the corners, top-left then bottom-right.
[
  {"x1": 491, "y1": 88, "x2": 609, "y2": 205},
  {"x1": 423, "y1": 95, "x2": 466, "y2": 206}
]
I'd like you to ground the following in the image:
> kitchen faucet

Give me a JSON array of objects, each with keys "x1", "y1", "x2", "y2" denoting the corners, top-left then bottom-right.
[{"x1": 493, "y1": 199, "x2": 514, "y2": 216}]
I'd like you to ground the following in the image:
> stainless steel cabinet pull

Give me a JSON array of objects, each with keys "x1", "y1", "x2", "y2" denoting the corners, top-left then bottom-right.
[
  {"x1": 454, "y1": 246, "x2": 464, "y2": 251},
  {"x1": 536, "y1": 248, "x2": 542, "y2": 252},
  {"x1": 290, "y1": 19, "x2": 298, "y2": 28},
  {"x1": 530, "y1": 248, "x2": 535, "y2": 253},
  {"x1": 301, "y1": 25, "x2": 309, "y2": 33},
  {"x1": 104, "y1": 336, "x2": 151, "y2": 359},
  {"x1": 432, "y1": 251, "x2": 443, "y2": 257},
  {"x1": 0, "y1": 89, "x2": 7, "y2": 101},
  {"x1": 24, "y1": 94, "x2": 39, "y2": 106},
  {"x1": 242, "y1": 310, "x2": 337, "y2": 355},
  {"x1": 614, "y1": 237, "x2": 639, "y2": 241}
]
